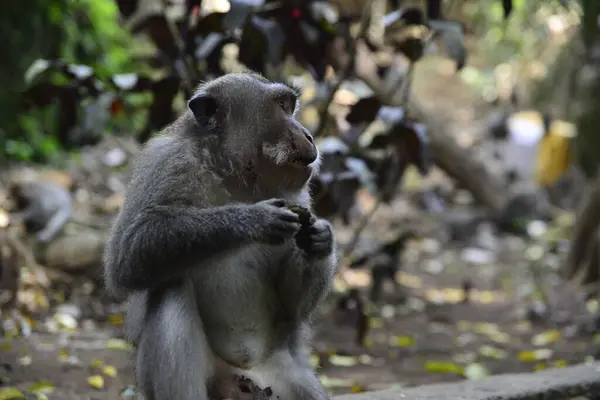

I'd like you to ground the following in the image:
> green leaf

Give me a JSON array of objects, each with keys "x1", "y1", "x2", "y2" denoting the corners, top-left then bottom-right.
[
  {"x1": 27, "y1": 381, "x2": 55, "y2": 394},
  {"x1": 0, "y1": 387, "x2": 25, "y2": 400},
  {"x1": 424, "y1": 360, "x2": 463, "y2": 374},
  {"x1": 106, "y1": 338, "x2": 135, "y2": 352},
  {"x1": 531, "y1": 330, "x2": 561, "y2": 346},
  {"x1": 5, "y1": 140, "x2": 34, "y2": 161}
]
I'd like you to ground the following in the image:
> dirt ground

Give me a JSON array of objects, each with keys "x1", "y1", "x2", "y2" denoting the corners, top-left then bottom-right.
[{"x1": 2, "y1": 206, "x2": 599, "y2": 399}]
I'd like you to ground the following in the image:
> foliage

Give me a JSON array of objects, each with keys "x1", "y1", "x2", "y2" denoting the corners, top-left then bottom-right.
[
  {"x1": 12, "y1": 0, "x2": 472, "y2": 152},
  {"x1": 10, "y1": 0, "x2": 472, "y2": 211},
  {"x1": 0, "y1": 0, "x2": 67, "y2": 161},
  {"x1": 456, "y1": 0, "x2": 577, "y2": 108},
  {"x1": 54, "y1": 0, "x2": 137, "y2": 78},
  {"x1": 14, "y1": 0, "x2": 582, "y2": 261},
  {"x1": 1, "y1": 0, "x2": 138, "y2": 162},
  {"x1": 8, "y1": 0, "x2": 586, "y2": 236}
]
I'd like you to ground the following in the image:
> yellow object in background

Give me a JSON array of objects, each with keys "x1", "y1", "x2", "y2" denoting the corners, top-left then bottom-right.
[{"x1": 535, "y1": 120, "x2": 576, "y2": 187}]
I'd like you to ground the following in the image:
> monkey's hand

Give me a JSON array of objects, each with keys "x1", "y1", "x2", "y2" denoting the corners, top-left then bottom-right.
[
  {"x1": 297, "y1": 218, "x2": 334, "y2": 260},
  {"x1": 253, "y1": 199, "x2": 301, "y2": 245}
]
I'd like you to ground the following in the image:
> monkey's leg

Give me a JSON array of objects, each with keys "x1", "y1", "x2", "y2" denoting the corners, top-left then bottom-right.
[
  {"x1": 244, "y1": 347, "x2": 329, "y2": 400},
  {"x1": 278, "y1": 250, "x2": 338, "y2": 321},
  {"x1": 136, "y1": 282, "x2": 215, "y2": 400},
  {"x1": 35, "y1": 207, "x2": 71, "y2": 243},
  {"x1": 123, "y1": 292, "x2": 148, "y2": 345}
]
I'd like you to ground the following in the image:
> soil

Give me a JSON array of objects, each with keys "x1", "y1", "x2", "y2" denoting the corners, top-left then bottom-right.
[{"x1": 1, "y1": 208, "x2": 598, "y2": 400}]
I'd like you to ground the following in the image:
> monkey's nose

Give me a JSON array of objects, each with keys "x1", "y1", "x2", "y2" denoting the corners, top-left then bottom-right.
[
  {"x1": 303, "y1": 131, "x2": 314, "y2": 145},
  {"x1": 291, "y1": 122, "x2": 318, "y2": 165}
]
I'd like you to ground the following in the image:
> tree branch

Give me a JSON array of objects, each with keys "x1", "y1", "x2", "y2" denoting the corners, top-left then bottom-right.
[
  {"x1": 341, "y1": 63, "x2": 415, "y2": 259},
  {"x1": 313, "y1": 0, "x2": 374, "y2": 138},
  {"x1": 354, "y1": 44, "x2": 510, "y2": 213}
]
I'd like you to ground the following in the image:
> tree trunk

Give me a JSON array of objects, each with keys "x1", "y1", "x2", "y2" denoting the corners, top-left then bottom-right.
[
  {"x1": 561, "y1": 0, "x2": 600, "y2": 287},
  {"x1": 563, "y1": 175, "x2": 600, "y2": 282},
  {"x1": 409, "y1": 98, "x2": 509, "y2": 213}
]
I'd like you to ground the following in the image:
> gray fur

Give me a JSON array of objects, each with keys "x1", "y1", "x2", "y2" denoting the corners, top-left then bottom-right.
[
  {"x1": 103, "y1": 72, "x2": 338, "y2": 400},
  {"x1": 9, "y1": 180, "x2": 73, "y2": 243}
]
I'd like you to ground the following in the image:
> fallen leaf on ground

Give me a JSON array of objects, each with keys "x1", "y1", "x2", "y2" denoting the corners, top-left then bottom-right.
[
  {"x1": 105, "y1": 338, "x2": 134, "y2": 352},
  {"x1": 27, "y1": 381, "x2": 55, "y2": 394},
  {"x1": 0, "y1": 387, "x2": 25, "y2": 400},
  {"x1": 87, "y1": 375, "x2": 105, "y2": 389},
  {"x1": 531, "y1": 329, "x2": 561, "y2": 346},
  {"x1": 518, "y1": 348, "x2": 553, "y2": 361},
  {"x1": 463, "y1": 363, "x2": 489, "y2": 380}
]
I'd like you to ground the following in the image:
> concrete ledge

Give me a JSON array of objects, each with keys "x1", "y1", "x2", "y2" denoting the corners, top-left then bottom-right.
[{"x1": 332, "y1": 362, "x2": 600, "y2": 400}]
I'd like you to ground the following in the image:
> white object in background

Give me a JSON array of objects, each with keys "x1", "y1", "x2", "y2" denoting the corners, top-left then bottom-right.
[{"x1": 504, "y1": 112, "x2": 545, "y2": 182}]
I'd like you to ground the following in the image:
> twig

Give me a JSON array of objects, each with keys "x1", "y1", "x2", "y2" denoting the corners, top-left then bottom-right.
[
  {"x1": 313, "y1": 0, "x2": 374, "y2": 138},
  {"x1": 6, "y1": 230, "x2": 42, "y2": 271},
  {"x1": 161, "y1": 0, "x2": 198, "y2": 93},
  {"x1": 4, "y1": 227, "x2": 75, "y2": 286},
  {"x1": 340, "y1": 156, "x2": 396, "y2": 261},
  {"x1": 340, "y1": 63, "x2": 415, "y2": 260}
]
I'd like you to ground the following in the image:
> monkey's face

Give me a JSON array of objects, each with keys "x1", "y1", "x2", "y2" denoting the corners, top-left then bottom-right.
[
  {"x1": 258, "y1": 95, "x2": 320, "y2": 184},
  {"x1": 188, "y1": 73, "x2": 320, "y2": 188}
]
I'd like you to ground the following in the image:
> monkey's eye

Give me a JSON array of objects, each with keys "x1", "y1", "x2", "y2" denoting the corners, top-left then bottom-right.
[
  {"x1": 276, "y1": 95, "x2": 296, "y2": 114},
  {"x1": 277, "y1": 99, "x2": 290, "y2": 113}
]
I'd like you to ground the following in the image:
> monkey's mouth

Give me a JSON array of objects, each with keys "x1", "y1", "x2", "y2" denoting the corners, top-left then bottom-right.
[
  {"x1": 288, "y1": 151, "x2": 319, "y2": 168},
  {"x1": 285, "y1": 160, "x2": 316, "y2": 177},
  {"x1": 289, "y1": 159, "x2": 314, "y2": 168}
]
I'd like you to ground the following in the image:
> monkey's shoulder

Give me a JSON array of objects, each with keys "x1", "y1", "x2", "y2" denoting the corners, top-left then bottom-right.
[{"x1": 128, "y1": 133, "x2": 226, "y2": 206}]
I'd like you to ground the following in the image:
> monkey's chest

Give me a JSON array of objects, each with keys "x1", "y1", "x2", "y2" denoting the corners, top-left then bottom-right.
[{"x1": 196, "y1": 250, "x2": 278, "y2": 305}]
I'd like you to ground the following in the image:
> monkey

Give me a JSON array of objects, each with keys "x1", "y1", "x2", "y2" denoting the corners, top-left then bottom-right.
[
  {"x1": 103, "y1": 72, "x2": 338, "y2": 400},
  {"x1": 7, "y1": 180, "x2": 73, "y2": 244}
]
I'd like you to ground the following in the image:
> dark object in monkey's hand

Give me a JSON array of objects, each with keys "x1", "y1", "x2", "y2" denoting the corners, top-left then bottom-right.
[
  {"x1": 237, "y1": 375, "x2": 273, "y2": 399},
  {"x1": 209, "y1": 374, "x2": 273, "y2": 400},
  {"x1": 288, "y1": 205, "x2": 316, "y2": 253}
]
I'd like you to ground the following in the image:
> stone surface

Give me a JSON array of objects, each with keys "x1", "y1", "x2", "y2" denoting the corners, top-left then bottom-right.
[{"x1": 332, "y1": 362, "x2": 600, "y2": 400}]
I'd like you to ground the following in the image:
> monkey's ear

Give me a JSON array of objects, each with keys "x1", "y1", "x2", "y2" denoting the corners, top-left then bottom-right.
[{"x1": 188, "y1": 92, "x2": 219, "y2": 126}]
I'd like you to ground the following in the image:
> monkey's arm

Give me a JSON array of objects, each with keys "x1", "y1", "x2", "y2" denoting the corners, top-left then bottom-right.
[
  {"x1": 105, "y1": 204, "x2": 259, "y2": 295},
  {"x1": 105, "y1": 195, "x2": 300, "y2": 296},
  {"x1": 278, "y1": 219, "x2": 338, "y2": 321},
  {"x1": 36, "y1": 204, "x2": 72, "y2": 243}
]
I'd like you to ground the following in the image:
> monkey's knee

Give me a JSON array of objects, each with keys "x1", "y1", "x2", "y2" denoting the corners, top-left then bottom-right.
[{"x1": 134, "y1": 289, "x2": 214, "y2": 400}]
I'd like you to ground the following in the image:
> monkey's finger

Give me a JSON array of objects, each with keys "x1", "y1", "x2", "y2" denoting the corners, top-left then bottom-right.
[
  {"x1": 277, "y1": 210, "x2": 301, "y2": 222},
  {"x1": 309, "y1": 234, "x2": 332, "y2": 244},
  {"x1": 309, "y1": 241, "x2": 332, "y2": 253},
  {"x1": 278, "y1": 222, "x2": 302, "y2": 235},
  {"x1": 262, "y1": 234, "x2": 286, "y2": 245},
  {"x1": 266, "y1": 221, "x2": 300, "y2": 234},
  {"x1": 308, "y1": 228, "x2": 331, "y2": 241},
  {"x1": 262, "y1": 198, "x2": 287, "y2": 207}
]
